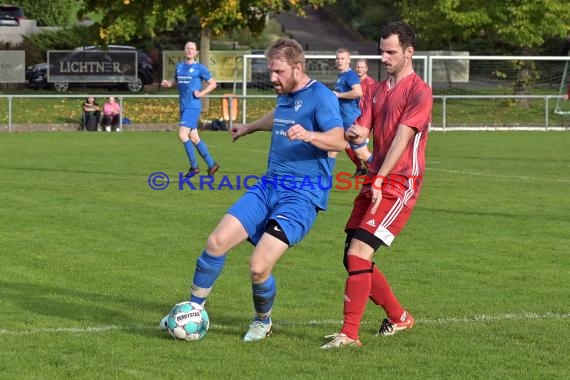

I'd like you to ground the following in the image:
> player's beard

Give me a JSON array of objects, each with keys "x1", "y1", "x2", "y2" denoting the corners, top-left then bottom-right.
[
  {"x1": 272, "y1": 72, "x2": 297, "y2": 94},
  {"x1": 384, "y1": 58, "x2": 405, "y2": 76}
]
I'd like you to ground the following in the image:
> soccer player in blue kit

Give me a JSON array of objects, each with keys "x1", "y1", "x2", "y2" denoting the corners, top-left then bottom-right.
[
  {"x1": 160, "y1": 38, "x2": 346, "y2": 342},
  {"x1": 161, "y1": 41, "x2": 220, "y2": 177},
  {"x1": 332, "y1": 48, "x2": 371, "y2": 177}
]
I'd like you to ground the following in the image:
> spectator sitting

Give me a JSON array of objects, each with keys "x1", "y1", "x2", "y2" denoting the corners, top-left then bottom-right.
[
  {"x1": 82, "y1": 96, "x2": 100, "y2": 132},
  {"x1": 102, "y1": 96, "x2": 121, "y2": 132}
]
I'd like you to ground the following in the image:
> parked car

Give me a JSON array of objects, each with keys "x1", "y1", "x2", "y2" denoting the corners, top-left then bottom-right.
[
  {"x1": 0, "y1": 4, "x2": 25, "y2": 26},
  {"x1": 26, "y1": 45, "x2": 155, "y2": 92}
]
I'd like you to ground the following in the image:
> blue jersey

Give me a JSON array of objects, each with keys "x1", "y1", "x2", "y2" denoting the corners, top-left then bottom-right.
[
  {"x1": 335, "y1": 68, "x2": 361, "y2": 128},
  {"x1": 174, "y1": 61, "x2": 213, "y2": 110},
  {"x1": 266, "y1": 80, "x2": 342, "y2": 210}
]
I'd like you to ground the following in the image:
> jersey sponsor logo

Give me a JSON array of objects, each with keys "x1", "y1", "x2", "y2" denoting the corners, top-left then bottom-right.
[
  {"x1": 294, "y1": 100, "x2": 302, "y2": 112},
  {"x1": 366, "y1": 219, "x2": 376, "y2": 227}
]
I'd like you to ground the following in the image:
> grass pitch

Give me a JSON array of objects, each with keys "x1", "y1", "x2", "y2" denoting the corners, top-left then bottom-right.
[{"x1": 0, "y1": 130, "x2": 568, "y2": 379}]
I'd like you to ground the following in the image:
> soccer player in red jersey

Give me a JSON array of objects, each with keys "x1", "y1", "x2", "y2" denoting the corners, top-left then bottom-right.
[
  {"x1": 353, "y1": 58, "x2": 376, "y2": 166},
  {"x1": 355, "y1": 58, "x2": 376, "y2": 95},
  {"x1": 322, "y1": 21, "x2": 433, "y2": 349}
]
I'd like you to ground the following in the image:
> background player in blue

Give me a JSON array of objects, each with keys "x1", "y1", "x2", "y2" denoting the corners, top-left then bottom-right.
[
  {"x1": 159, "y1": 38, "x2": 346, "y2": 342},
  {"x1": 161, "y1": 41, "x2": 220, "y2": 177},
  {"x1": 332, "y1": 48, "x2": 371, "y2": 177}
]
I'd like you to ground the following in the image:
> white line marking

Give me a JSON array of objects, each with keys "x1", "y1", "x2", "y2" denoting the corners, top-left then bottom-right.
[
  {"x1": 427, "y1": 167, "x2": 570, "y2": 183},
  {"x1": 0, "y1": 312, "x2": 568, "y2": 336}
]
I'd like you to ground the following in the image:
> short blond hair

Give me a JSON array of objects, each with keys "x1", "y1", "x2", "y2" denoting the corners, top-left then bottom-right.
[{"x1": 265, "y1": 38, "x2": 306, "y2": 71}]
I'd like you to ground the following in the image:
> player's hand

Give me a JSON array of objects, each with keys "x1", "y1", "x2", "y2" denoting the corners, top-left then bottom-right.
[
  {"x1": 286, "y1": 124, "x2": 313, "y2": 143},
  {"x1": 346, "y1": 124, "x2": 367, "y2": 145},
  {"x1": 193, "y1": 90, "x2": 202, "y2": 98},
  {"x1": 160, "y1": 79, "x2": 171, "y2": 88},
  {"x1": 230, "y1": 123, "x2": 248, "y2": 142},
  {"x1": 370, "y1": 177, "x2": 383, "y2": 214}
]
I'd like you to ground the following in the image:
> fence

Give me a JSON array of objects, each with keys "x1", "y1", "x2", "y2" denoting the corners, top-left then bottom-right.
[{"x1": 1, "y1": 55, "x2": 570, "y2": 132}]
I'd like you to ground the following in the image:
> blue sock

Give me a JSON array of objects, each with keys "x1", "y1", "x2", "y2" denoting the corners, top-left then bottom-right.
[
  {"x1": 195, "y1": 140, "x2": 215, "y2": 168},
  {"x1": 190, "y1": 250, "x2": 226, "y2": 305},
  {"x1": 252, "y1": 275, "x2": 276, "y2": 323},
  {"x1": 183, "y1": 140, "x2": 198, "y2": 168}
]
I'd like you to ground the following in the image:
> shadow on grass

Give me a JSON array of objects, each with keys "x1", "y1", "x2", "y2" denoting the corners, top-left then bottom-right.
[{"x1": 1, "y1": 280, "x2": 261, "y2": 340}]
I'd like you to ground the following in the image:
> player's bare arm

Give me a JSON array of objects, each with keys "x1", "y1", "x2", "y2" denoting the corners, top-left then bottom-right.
[
  {"x1": 287, "y1": 124, "x2": 346, "y2": 152},
  {"x1": 370, "y1": 124, "x2": 417, "y2": 214},
  {"x1": 335, "y1": 83, "x2": 363, "y2": 100},
  {"x1": 194, "y1": 78, "x2": 217, "y2": 98},
  {"x1": 161, "y1": 78, "x2": 177, "y2": 88},
  {"x1": 231, "y1": 110, "x2": 275, "y2": 142}
]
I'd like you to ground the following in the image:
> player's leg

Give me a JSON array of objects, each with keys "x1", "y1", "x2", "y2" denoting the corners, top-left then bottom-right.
[
  {"x1": 355, "y1": 195, "x2": 414, "y2": 335},
  {"x1": 242, "y1": 225, "x2": 289, "y2": 342},
  {"x1": 365, "y1": 199, "x2": 415, "y2": 335},
  {"x1": 190, "y1": 213, "x2": 249, "y2": 305},
  {"x1": 344, "y1": 142, "x2": 367, "y2": 177},
  {"x1": 188, "y1": 128, "x2": 219, "y2": 176},
  {"x1": 184, "y1": 108, "x2": 219, "y2": 176},
  {"x1": 322, "y1": 193, "x2": 411, "y2": 348},
  {"x1": 243, "y1": 193, "x2": 318, "y2": 342},
  {"x1": 159, "y1": 212, "x2": 249, "y2": 330},
  {"x1": 178, "y1": 125, "x2": 199, "y2": 176}
]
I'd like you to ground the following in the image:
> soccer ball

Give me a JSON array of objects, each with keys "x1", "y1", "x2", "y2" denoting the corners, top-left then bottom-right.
[{"x1": 166, "y1": 301, "x2": 209, "y2": 341}]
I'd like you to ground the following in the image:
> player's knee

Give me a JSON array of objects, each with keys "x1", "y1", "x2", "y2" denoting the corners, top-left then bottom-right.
[
  {"x1": 205, "y1": 232, "x2": 227, "y2": 255},
  {"x1": 249, "y1": 261, "x2": 270, "y2": 283},
  {"x1": 177, "y1": 132, "x2": 189, "y2": 142}
]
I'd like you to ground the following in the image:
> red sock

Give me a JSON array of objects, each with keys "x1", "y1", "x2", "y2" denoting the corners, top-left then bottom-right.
[
  {"x1": 369, "y1": 265, "x2": 404, "y2": 321},
  {"x1": 340, "y1": 255, "x2": 373, "y2": 340},
  {"x1": 344, "y1": 146, "x2": 363, "y2": 169}
]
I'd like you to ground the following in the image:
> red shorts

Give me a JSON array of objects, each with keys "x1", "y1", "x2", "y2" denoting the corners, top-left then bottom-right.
[{"x1": 345, "y1": 188, "x2": 414, "y2": 246}]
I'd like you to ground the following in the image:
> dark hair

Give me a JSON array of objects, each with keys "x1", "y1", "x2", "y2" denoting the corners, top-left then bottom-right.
[
  {"x1": 380, "y1": 21, "x2": 416, "y2": 50},
  {"x1": 265, "y1": 38, "x2": 306, "y2": 71}
]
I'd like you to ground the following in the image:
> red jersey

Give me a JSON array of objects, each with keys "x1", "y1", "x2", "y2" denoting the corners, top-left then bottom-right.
[
  {"x1": 360, "y1": 75, "x2": 376, "y2": 97},
  {"x1": 356, "y1": 72, "x2": 432, "y2": 207}
]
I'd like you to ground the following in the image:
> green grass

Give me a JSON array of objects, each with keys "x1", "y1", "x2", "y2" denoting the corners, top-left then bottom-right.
[{"x1": 0, "y1": 131, "x2": 569, "y2": 379}]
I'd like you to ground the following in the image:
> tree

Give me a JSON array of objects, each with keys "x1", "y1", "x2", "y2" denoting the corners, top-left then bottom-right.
[
  {"x1": 81, "y1": 1, "x2": 335, "y2": 51},
  {"x1": 400, "y1": 1, "x2": 570, "y2": 53},
  {"x1": 19, "y1": 0, "x2": 78, "y2": 27},
  {"x1": 81, "y1": 0, "x2": 334, "y2": 109},
  {"x1": 400, "y1": 1, "x2": 570, "y2": 105}
]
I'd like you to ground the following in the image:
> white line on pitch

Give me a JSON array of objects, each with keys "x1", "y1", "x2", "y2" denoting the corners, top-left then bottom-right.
[
  {"x1": 0, "y1": 312, "x2": 568, "y2": 336},
  {"x1": 427, "y1": 167, "x2": 570, "y2": 183}
]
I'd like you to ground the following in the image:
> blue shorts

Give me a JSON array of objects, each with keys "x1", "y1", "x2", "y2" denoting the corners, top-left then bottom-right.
[
  {"x1": 180, "y1": 108, "x2": 201, "y2": 129},
  {"x1": 227, "y1": 182, "x2": 318, "y2": 246}
]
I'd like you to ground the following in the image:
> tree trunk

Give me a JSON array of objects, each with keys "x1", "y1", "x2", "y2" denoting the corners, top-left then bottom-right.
[
  {"x1": 513, "y1": 51, "x2": 536, "y2": 109},
  {"x1": 200, "y1": 28, "x2": 211, "y2": 113},
  {"x1": 514, "y1": 65, "x2": 532, "y2": 109}
]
